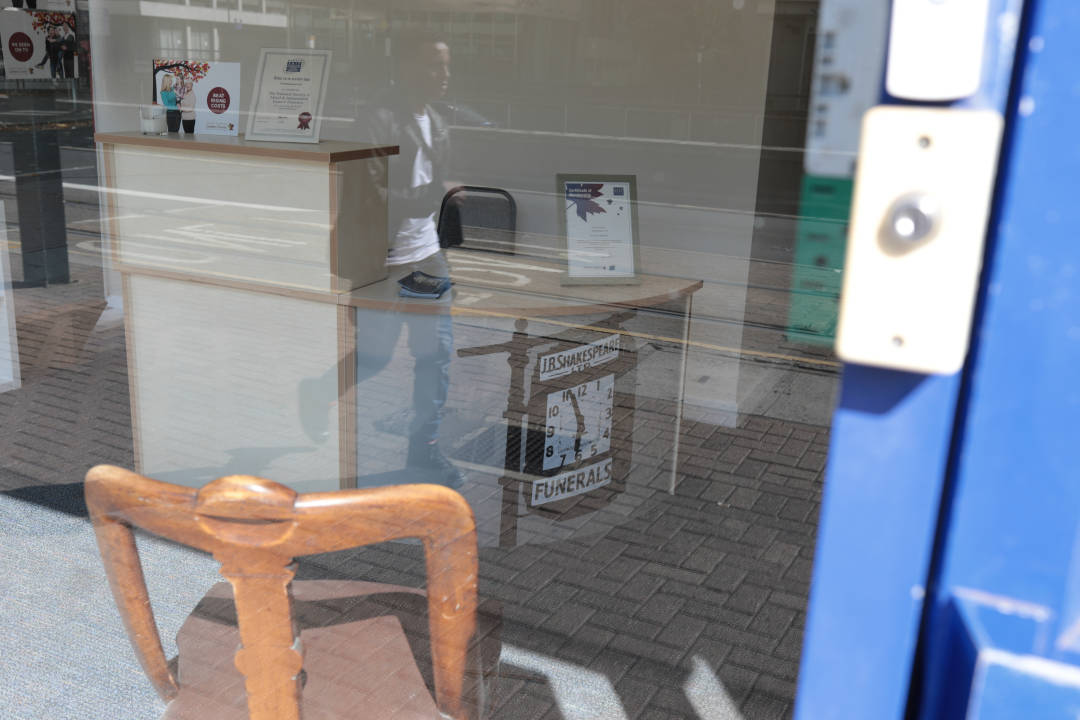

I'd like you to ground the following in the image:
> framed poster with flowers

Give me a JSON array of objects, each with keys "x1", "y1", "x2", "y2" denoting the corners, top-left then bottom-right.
[
  {"x1": 153, "y1": 58, "x2": 240, "y2": 136},
  {"x1": 0, "y1": 8, "x2": 76, "y2": 79}
]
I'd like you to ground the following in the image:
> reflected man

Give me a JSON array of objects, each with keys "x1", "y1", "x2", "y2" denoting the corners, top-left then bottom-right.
[{"x1": 355, "y1": 32, "x2": 461, "y2": 487}]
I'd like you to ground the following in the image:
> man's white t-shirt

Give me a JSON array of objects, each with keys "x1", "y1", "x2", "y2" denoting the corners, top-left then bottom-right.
[{"x1": 387, "y1": 112, "x2": 440, "y2": 266}]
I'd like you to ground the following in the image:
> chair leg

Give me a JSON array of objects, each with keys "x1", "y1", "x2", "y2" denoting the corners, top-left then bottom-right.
[
  {"x1": 220, "y1": 560, "x2": 303, "y2": 720},
  {"x1": 424, "y1": 534, "x2": 478, "y2": 719}
]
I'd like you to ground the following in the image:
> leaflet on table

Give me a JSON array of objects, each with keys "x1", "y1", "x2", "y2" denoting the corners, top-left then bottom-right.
[
  {"x1": 562, "y1": 178, "x2": 637, "y2": 281},
  {"x1": 0, "y1": 8, "x2": 77, "y2": 79},
  {"x1": 246, "y1": 49, "x2": 331, "y2": 143},
  {"x1": 153, "y1": 59, "x2": 240, "y2": 136}
]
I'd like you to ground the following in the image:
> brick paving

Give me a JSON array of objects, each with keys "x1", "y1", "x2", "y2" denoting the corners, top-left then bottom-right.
[{"x1": 297, "y1": 395, "x2": 827, "y2": 719}]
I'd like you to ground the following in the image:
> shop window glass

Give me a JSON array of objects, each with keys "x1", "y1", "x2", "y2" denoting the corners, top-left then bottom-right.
[{"x1": 0, "y1": 1, "x2": 860, "y2": 717}]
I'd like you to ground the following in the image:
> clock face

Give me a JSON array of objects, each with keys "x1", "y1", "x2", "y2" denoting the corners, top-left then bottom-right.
[{"x1": 543, "y1": 373, "x2": 614, "y2": 471}]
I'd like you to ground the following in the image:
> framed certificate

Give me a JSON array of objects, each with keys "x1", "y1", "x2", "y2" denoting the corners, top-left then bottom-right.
[
  {"x1": 557, "y1": 174, "x2": 640, "y2": 284},
  {"x1": 246, "y1": 49, "x2": 331, "y2": 143}
]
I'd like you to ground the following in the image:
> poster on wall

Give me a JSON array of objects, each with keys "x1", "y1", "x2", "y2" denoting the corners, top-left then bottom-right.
[
  {"x1": 0, "y1": 8, "x2": 76, "y2": 79},
  {"x1": 153, "y1": 59, "x2": 240, "y2": 136},
  {"x1": 556, "y1": 174, "x2": 640, "y2": 285},
  {"x1": 0, "y1": 205, "x2": 22, "y2": 394},
  {"x1": 246, "y1": 48, "x2": 331, "y2": 143}
]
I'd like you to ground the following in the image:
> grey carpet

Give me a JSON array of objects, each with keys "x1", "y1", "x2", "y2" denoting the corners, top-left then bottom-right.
[{"x1": 0, "y1": 493, "x2": 220, "y2": 720}]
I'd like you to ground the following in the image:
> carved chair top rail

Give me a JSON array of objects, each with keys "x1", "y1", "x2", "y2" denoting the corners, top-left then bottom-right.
[{"x1": 85, "y1": 466, "x2": 477, "y2": 558}]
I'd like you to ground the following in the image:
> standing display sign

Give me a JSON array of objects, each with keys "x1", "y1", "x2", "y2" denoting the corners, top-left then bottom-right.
[
  {"x1": 523, "y1": 329, "x2": 635, "y2": 516},
  {"x1": 246, "y1": 49, "x2": 331, "y2": 144},
  {"x1": 153, "y1": 59, "x2": 240, "y2": 136},
  {"x1": 785, "y1": 0, "x2": 889, "y2": 345},
  {"x1": 0, "y1": 8, "x2": 76, "y2": 79},
  {"x1": 0, "y1": 205, "x2": 21, "y2": 394},
  {"x1": 557, "y1": 174, "x2": 640, "y2": 284}
]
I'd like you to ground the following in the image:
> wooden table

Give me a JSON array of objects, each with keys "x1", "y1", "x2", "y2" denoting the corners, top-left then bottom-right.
[{"x1": 111, "y1": 246, "x2": 699, "y2": 500}]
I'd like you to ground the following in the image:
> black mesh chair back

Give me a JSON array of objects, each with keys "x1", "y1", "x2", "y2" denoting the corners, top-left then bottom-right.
[{"x1": 437, "y1": 186, "x2": 517, "y2": 254}]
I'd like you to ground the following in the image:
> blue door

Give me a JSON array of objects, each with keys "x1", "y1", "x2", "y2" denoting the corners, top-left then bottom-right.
[{"x1": 796, "y1": 0, "x2": 1080, "y2": 718}]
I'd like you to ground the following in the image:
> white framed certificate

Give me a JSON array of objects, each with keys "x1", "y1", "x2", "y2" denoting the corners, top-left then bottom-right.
[
  {"x1": 557, "y1": 174, "x2": 640, "y2": 285},
  {"x1": 246, "y1": 49, "x2": 331, "y2": 143}
]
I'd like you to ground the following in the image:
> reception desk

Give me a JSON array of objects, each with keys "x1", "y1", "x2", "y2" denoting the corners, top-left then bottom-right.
[{"x1": 97, "y1": 132, "x2": 398, "y2": 491}]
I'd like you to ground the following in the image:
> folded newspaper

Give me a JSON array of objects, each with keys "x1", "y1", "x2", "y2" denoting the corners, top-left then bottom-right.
[{"x1": 397, "y1": 270, "x2": 452, "y2": 299}]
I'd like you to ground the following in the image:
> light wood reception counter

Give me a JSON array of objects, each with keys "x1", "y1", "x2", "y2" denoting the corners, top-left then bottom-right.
[{"x1": 97, "y1": 133, "x2": 399, "y2": 491}]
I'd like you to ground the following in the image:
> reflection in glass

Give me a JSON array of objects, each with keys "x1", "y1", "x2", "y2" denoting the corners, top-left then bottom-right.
[{"x1": 0, "y1": 3, "x2": 843, "y2": 718}]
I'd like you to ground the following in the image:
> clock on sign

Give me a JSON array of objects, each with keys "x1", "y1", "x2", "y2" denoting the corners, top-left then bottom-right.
[{"x1": 524, "y1": 330, "x2": 635, "y2": 517}]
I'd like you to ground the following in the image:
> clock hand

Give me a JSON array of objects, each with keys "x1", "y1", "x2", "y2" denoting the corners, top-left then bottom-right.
[{"x1": 568, "y1": 389, "x2": 586, "y2": 455}]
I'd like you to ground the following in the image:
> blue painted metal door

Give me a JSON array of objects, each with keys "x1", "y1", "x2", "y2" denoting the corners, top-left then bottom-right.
[{"x1": 795, "y1": 0, "x2": 1080, "y2": 718}]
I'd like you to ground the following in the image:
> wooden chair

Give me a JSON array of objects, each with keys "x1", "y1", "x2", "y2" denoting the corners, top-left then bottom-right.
[{"x1": 86, "y1": 465, "x2": 495, "y2": 720}]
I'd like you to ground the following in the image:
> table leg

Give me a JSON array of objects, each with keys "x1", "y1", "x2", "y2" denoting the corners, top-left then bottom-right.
[
  {"x1": 338, "y1": 305, "x2": 357, "y2": 489},
  {"x1": 498, "y1": 318, "x2": 532, "y2": 547},
  {"x1": 669, "y1": 294, "x2": 694, "y2": 495}
]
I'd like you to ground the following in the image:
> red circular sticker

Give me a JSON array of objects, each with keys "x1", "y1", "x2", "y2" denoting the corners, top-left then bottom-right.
[
  {"x1": 8, "y1": 32, "x2": 33, "y2": 63},
  {"x1": 206, "y1": 87, "x2": 230, "y2": 114}
]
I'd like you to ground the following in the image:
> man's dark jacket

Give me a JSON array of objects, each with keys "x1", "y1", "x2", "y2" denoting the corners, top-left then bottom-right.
[{"x1": 361, "y1": 95, "x2": 452, "y2": 247}]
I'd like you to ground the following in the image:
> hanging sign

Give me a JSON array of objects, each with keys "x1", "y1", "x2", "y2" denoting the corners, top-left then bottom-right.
[
  {"x1": 538, "y1": 332, "x2": 620, "y2": 381},
  {"x1": 531, "y1": 458, "x2": 613, "y2": 506}
]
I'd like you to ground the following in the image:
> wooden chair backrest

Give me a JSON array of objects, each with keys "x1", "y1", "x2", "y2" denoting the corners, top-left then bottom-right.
[{"x1": 85, "y1": 465, "x2": 478, "y2": 720}]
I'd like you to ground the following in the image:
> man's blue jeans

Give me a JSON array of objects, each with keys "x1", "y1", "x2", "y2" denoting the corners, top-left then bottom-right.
[{"x1": 355, "y1": 251, "x2": 453, "y2": 446}]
